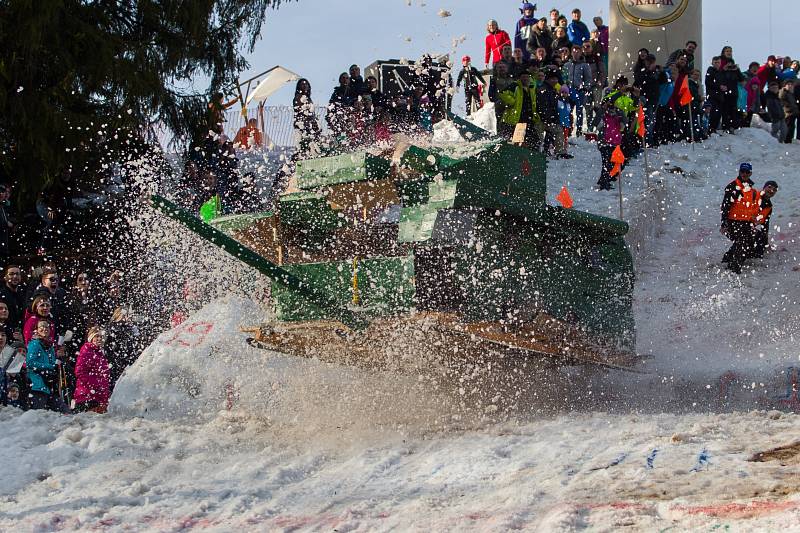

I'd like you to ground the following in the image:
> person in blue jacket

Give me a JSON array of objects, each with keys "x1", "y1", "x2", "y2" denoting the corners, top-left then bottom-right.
[
  {"x1": 514, "y1": 2, "x2": 537, "y2": 62},
  {"x1": 26, "y1": 319, "x2": 67, "y2": 412},
  {"x1": 567, "y1": 8, "x2": 590, "y2": 46}
]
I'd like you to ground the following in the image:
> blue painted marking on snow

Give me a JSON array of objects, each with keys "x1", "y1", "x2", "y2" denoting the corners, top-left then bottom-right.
[
  {"x1": 588, "y1": 452, "x2": 629, "y2": 471},
  {"x1": 608, "y1": 452, "x2": 628, "y2": 467},
  {"x1": 690, "y1": 448, "x2": 711, "y2": 472},
  {"x1": 646, "y1": 448, "x2": 659, "y2": 469}
]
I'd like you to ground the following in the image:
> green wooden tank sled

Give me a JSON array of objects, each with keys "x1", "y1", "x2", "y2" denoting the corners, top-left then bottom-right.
[{"x1": 152, "y1": 128, "x2": 638, "y2": 372}]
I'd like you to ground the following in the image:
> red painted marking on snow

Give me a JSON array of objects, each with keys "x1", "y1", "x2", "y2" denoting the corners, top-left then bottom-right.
[
  {"x1": 578, "y1": 498, "x2": 799, "y2": 519},
  {"x1": 162, "y1": 321, "x2": 214, "y2": 348},
  {"x1": 672, "y1": 499, "x2": 800, "y2": 519},
  {"x1": 225, "y1": 382, "x2": 238, "y2": 410},
  {"x1": 578, "y1": 501, "x2": 648, "y2": 511}
]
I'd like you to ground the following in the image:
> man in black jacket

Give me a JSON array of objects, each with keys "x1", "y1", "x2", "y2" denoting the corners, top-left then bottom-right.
[
  {"x1": 0, "y1": 265, "x2": 25, "y2": 332},
  {"x1": 456, "y1": 56, "x2": 486, "y2": 116},
  {"x1": 634, "y1": 55, "x2": 661, "y2": 146},
  {"x1": 719, "y1": 62, "x2": 744, "y2": 132},
  {"x1": 537, "y1": 71, "x2": 572, "y2": 158},
  {"x1": 753, "y1": 180, "x2": 778, "y2": 258},
  {"x1": 705, "y1": 56, "x2": 725, "y2": 133},
  {"x1": 667, "y1": 40, "x2": 697, "y2": 70},
  {"x1": 26, "y1": 264, "x2": 68, "y2": 335}
]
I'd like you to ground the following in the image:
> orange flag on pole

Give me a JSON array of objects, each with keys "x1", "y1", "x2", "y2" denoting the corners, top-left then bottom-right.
[
  {"x1": 637, "y1": 103, "x2": 646, "y2": 139},
  {"x1": 556, "y1": 186, "x2": 574, "y2": 208},
  {"x1": 610, "y1": 145, "x2": 625, "y2": 177},
  {"x1": 678, "y1": 75, "x2": 693, "y2": 106}
]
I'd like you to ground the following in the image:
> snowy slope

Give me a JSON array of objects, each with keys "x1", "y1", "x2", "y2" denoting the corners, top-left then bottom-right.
[{"x1": 1, "y1": 129, "x2": 799, "y2": 532}]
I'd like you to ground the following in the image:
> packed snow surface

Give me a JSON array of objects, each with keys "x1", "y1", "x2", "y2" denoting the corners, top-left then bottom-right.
[{"x1": 2, "y1": 129, "x2": 800, "y2": 531}]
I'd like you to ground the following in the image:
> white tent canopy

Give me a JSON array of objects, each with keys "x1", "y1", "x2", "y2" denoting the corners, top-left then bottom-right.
[{"x1": 240, "y1": 66, "x2": 301, "y2": 107}]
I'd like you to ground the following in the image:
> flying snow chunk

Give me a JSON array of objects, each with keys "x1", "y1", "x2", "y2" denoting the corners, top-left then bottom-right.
[{"x1": 438, "y1": 9, "x2": 452, "y2": 17}]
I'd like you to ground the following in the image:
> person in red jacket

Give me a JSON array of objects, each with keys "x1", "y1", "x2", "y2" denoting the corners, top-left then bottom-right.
[
  {"x1": 73, "y1": 326, "x2": 110, "y2": 414},
  {"x1": 485, "y1": 20, "x2": 511, "y2": 68},
  {"x1": 756, "y1": 56, "x2": 779, "y2": 87}
]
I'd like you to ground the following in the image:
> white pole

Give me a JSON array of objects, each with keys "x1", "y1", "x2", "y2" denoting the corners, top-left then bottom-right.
[
  {"x1": 618, "y1": 170, "x2": 624, "y2": 220},
  {"x1": 688, "y1": 101, "x2": 695, "y2": 150}
]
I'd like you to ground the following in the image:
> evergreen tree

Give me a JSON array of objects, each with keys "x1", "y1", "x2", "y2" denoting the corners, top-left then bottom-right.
[{"x1": 0, "y1": 0, "x2": 289, "y2": 207}]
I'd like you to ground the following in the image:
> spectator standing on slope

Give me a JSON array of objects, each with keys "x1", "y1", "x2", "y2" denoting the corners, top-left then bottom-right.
[
  {"x1": 742, "y1": 62, "x2": 763, "y2": 127},
  {"x1": 567, "y1": 9, "x2": 590, "y2": 47},
  {"x1": 720, "y1": 163, "x2": 759, "y2": 274},
  {"x1": 456, "y1": 56, "x2": 486, "y2": 116},
  {"x1": 485, "y1": 20, "x2": 511, "y2": 69},
  {"x1": 548, "y1": 8, "x2": 560, "y2": 33},
  {"x1": 764, "y1": 81, "x2": 786, "y2": 141},
  {"x1": 26, "y1": 264, "x2": 67, "y2": 336},
  {"x1": 551, "y1": 27, "x2": 570, "y2": 58},
  {"x1": 537, "y1": 70, "x2": 572, "y2": 159},
  {"x1": 756, "y1": 56, "x2": 779, "y2": 87},
  {"x1": 293, "y1": 78, "x2": 321, "y2": 159},
  {"x1": 593, "y1": 17, "x2": 609, "y2": 72},
  {"x1": 514, "y1": 3, "x2": 538, "y2": 62},
  {"x1": 667, "y1": 40, "x2": 697, "y2": 70},
  {"x1": 527, "y1": 18, "x2": 553, "y2": 61},
  {"x1": 26, "y1": 319, "x2": 67, "y2": 412},
  {"x1": 0, "y1": 265, "x2": 26, "y2": 333},
  {"x1": 563, "y1": 45, "x2": 593, "y2": 136},
  {"x1": 498, "y1": 71, "x2": 541, "y2": 148},
  {"x1": 73, "y1": 326, "x2": 110, "y2": 414},
  {"x1": 780, "y1": 79, "x2": 799, "y2": 143}
]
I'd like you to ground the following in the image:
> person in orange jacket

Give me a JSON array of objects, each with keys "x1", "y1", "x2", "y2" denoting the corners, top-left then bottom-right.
[{"x1": 720, "y1": 162, "x2": 759, "y2": 274}]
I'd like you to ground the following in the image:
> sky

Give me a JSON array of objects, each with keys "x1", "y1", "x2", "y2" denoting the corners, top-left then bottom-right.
[{"x1": 238, "y1": 0, "x2": 797, "y2": 107}]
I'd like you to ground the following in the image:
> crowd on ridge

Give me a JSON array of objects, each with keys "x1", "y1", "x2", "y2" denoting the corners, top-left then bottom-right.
[{"x1": 0, "y1": 249, "x2": 144, "y2": 412}]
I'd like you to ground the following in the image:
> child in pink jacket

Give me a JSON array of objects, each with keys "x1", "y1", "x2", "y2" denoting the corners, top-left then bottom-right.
[{"x1": 73, "y1": 327, "x2": 110, "y2": 413}]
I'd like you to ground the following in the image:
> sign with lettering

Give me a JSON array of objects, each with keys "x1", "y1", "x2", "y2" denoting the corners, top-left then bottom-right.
[
  {"x1": 617, "y1": 0, "x2": 690, "y2": 27},
  {"x1": 609, "y1": 0, "x2": 702, "y2": 79}
]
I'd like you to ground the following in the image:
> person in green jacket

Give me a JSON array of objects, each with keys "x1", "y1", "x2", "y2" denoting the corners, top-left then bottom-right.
[{"x1": 499, "y1": 71, "x2": 541, "y2": 148}]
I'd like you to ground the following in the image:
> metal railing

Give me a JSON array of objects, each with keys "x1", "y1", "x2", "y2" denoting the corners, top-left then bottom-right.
[
  {"x1": 152, "y1": 105, "x2": 329, "y2": 152},
  {"x1": 222, "y1": 105, "x2": 329, "y2": 149}
]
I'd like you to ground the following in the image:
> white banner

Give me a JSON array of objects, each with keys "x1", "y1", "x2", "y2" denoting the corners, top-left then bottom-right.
[{"x1": 609, "y1": 0, "x2": 702, "y2": 79}]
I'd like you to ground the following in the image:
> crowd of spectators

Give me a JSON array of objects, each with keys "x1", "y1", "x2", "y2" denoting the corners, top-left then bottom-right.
[
  {"x1": 466, "y1": 4, "x2": 800, "y2": 189},
  {"x1": 0, "y1": 258, "x2": 143, "y2": 413}
]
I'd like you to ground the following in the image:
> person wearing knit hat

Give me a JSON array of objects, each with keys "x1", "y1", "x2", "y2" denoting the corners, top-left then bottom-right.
[
  {"x1": 515, "y1": 3, "x2": 538, "y2": 61},
  {"x1": 73, "y1": 326, "x2": 110, "y2": 413}
]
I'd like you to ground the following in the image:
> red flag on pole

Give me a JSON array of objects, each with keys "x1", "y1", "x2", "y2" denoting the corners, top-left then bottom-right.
[
  {"x1": 637, "y1": 103, "x2": 646, "y2": 139},
  {"x1": 678, "y1": 75, "x2": 693, "y2": 106},
  {"x1": 610, "y1": 145, "x2": 625, "y2": 177},
  {"x1": 556, "y1": 186, "x2": 574, "y2": 208}
]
